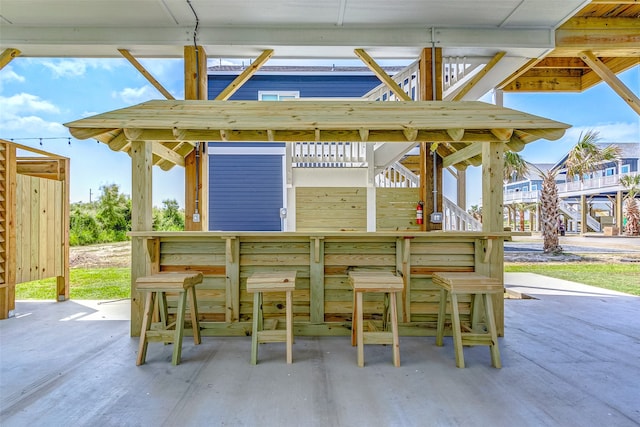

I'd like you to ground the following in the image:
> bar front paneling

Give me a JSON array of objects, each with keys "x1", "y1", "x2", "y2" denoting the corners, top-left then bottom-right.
[{"x1": 129, "y1": 231, "x2": 508, "y2": 337}]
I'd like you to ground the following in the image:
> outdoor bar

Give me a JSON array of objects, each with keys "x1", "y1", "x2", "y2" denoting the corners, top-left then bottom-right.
[{"x1": 65, "y1": 99, "x2": 569, "y2": 340}]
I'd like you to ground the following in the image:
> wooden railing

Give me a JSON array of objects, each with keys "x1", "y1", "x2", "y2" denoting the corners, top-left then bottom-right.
[
  {"x1": 375, "y1": 162, "x2": 419, "y2": 188},
  {"x1": 363, "y1": 60, "x2": 419, "y2": 101},
  {"x1": 443, "y1": 197, "x2": 482, "y2": 231},
  {"x1": 291, "y1": 141, "x2": 367, "y2": 167}
]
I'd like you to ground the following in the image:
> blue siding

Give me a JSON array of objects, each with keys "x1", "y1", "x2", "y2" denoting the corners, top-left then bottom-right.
[
  {"x1": 208, "y1": 74, "x2": 382, "y2": 100},
  {"x1": 209, "y1": 155, "x2": 283, "y2": 231}
]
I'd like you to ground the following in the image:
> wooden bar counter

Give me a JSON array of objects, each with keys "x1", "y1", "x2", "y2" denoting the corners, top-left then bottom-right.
[{"x1": 128, "y1": 231, "x2": 508, "y2": 338}]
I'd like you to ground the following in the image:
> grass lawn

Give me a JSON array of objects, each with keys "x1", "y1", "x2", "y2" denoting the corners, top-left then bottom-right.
[
  {"x1": 15, "y1": 263, "x2": 639, "y2": 300},
  {"x1": 505, "y1": 263, "x2": 640, "y2": 296},
  {"x1": 16, "y1": 268, "x2": 130, "y2": 300}
]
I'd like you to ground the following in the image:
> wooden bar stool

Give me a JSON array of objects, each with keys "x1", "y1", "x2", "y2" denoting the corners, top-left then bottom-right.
[
  {"x1": 136, "y1": 272, "x2": 203, "y2": 366},
  {"x1": 247, "y1": 271, "x2": 296, "y2": 364},
  {"x1": 432, "y1": 272, "x2": 502, "y2": 368},
  {"x1": 348, "y1": 270, "x2": 404, "y2": 367}
]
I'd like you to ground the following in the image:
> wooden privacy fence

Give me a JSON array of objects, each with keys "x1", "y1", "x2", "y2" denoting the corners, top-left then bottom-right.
[{"x1": 0, "y1": 139, "x2": 70, "y2": 319}]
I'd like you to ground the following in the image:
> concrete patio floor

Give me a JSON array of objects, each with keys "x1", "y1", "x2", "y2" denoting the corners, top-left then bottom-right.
[{"x1": 1, "y1": 273, "x2": 638, "y2": 427}]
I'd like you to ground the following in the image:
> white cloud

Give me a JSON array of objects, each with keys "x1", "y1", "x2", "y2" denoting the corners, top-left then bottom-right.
[
  {"x1": 40, "y1": 58, "x2": 121, "y2": 78},
  {"x1": 0, "y1": 66, "x2": 26, "y2": 86},
  {"x1": 0, "y1": 93, "x2": 60, "y2": 114},
  {"x1": 0, "y1": 93, "x2": 65, "y2": 138},
  {"x1": 0, "y1": 115, "x2": 66, "y2": 134},
  {"x1": 112, "y1": 85, "x2": 160, "y2": 104}
]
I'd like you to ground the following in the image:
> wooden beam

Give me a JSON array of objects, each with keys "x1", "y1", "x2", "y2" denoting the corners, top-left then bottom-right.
[
  {"x1": 557, "y1": 20, "x2": 640, "y2": 50},
  {"x1": 16, "y1": 159, "x2": 62, "y2": 179},
  {"x1": 580, "y1": 51, "x2": 640, "y2": 115},
  {"x1": 454, "y1": 51, "x2": 506, "y2": 101},
  {"x1": 118, "y1": 49, "x2": 175, "y2": 100},
  {"x1": 442, "y1": 143, "x2": 483, "y2": 168},
  {"x1": 354, "y1": 48, "x2": 412, "y2": 101},
  {"x1": 498, "y1": 57, "x2": 541, "y2": 90},
  {"x1": 151, "y1": 142, "x2": 186, "y2": 167},
  {"x1": 581, "y1": 57, "x2": 640, "y2": 90},
  {"x1": 0, "y1": 48, "x2": 21, "y2": 70},
  {"x1": 491, "y1": 128, "x2": 513, "y2": 141},
  {"x1": 214, "y1": 49, "x2": 274, "y2": 100}
]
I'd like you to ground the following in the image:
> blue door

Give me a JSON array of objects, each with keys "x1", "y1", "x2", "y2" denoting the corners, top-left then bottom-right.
[{"x1": 209, "y1": 147, "x2": 284, "y2": 231}]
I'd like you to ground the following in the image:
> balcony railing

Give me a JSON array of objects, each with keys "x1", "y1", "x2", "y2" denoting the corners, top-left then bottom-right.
[
  {"x1": 291, "y1": 142, "x2": 367, "y2": 167},
  {"x1": 557, "y1": 171, "x2": 638, "y2": 194}
]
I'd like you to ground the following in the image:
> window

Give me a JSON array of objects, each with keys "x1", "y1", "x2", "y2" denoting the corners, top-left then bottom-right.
[
  {"x1": 621, "y1": 164, "x2": 630, "y2": 174},
  {"x1": 258, "y1": 91, "x2": 300, "y2": 101},
  {"x1": 605, "y1": 167, "x2": 615, "y2": 176},
  {"x1": 522, "y1": 186, "x2": 529, "y2": 192},
  {"x1": 531, "y1": 184, "x2": 538, "y2": 191}
]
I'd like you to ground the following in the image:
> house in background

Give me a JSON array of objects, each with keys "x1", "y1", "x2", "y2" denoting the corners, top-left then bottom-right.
[
  {"x1": 206, "y1": 65, "x2": 452, "y2": 232},
  {"x1": 206, "y1": 63, "x2": 482, "y2": 233},
  {"x1": 503, "y1": 142, "x2": 640, "y2": 234}
]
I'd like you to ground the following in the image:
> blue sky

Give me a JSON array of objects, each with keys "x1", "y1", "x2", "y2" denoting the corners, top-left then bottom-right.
[{"x1": 0, "y1": 58, "x2": 638, "y2": 208}]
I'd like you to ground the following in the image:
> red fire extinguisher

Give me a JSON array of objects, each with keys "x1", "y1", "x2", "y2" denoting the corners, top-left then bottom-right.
[{"x1": 416, "y1": 201, "x2": 424, "y2": 225}]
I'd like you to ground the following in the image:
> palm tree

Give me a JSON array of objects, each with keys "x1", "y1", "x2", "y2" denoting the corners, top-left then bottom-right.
[
  {"x1": 620, "y1": 174, "x2": 640, "y2": 236},
  {"x1": 533, "y1": 131, "x2": 622, "y2": 250},
  {"x1": 532, "y1": 165, "x2": 562, "y2": 253},
  {"x1": 564, "y1": 130, "x2": 621, "y2": 182},
  {"x1": 504, "y1": 151, "x2": 529, "y2": 183},
  {"x1": 504, "y1": 151, "x2": 529, "y2": 231}
]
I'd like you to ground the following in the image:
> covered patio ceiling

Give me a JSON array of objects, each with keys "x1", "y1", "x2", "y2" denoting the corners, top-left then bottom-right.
[{"x1": 64, "y1": 99, "x2": 569, "y2": 171}]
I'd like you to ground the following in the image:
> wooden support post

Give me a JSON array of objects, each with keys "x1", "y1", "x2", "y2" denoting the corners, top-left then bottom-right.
[
  {"x1": 0, "y1": 143, "x2": 16, "y2": 319},
  {"x1": 56, "y1": 157, "x2": 70, "y2": 302},
  {"x1": 616, "y1": 190, "x2": 623, "y2": 233},
  {"x1": 130, "y1": 141, "x2": 153, "y2": 336},
  {"x1": 481, "y1": 141, "x2": 505, "y2": 335},
  {"x1": 418, "y1": 48, "x2": 444, "y2": 231},
  {"x1": 581, "y1": 194, "x2": 587, "y2": 234},
  {"x1": 457, "y1": 170, "x2": 467, "y2": 212},
  {"x1": 184, "y1": 45, "x2": 209, "y2": 231},
  {"x1": 225, "y1": 237, "x2": 240, "y2": 322},
  {"x1": 310, "y1": 237, "x2": 325, "y2": 323}
]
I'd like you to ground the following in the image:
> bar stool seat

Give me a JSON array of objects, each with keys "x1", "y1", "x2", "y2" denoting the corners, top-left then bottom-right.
[
  {"x1": 247, "y1": 271, "x2": 296, "y2": 364},
  {"x1": 433, "y1": 272, "x2": 502, "y2": 368},
  {"x1": 136, "y1": 272, "x2": 203, "y2": 366},
  {"x1": 349, "y1": 270, "x2": 404, "y2": 367}
]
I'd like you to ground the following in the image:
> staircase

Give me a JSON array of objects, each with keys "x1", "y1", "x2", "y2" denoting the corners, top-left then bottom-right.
[{"x1": 559, "y1": 201, "x2": 601, "y2": 232}]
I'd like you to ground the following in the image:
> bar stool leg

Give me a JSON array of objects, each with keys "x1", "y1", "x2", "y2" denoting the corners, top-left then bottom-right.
[
  {"x1": 356, "y1": 291, "x2": 364, "y2": 367},
  {"x1": 188, "y1": 286, "x2": 201, "y2": 345},
  {"x1": 137, "y1": 291, "x2": 155, "y2": 366},
  {"x1": 172, "y1": 290, "x2": 188, "y2": 365},
  {"x1": 436, "y1": 288, "x2": 447, "y2": 347},
  {"x1": 251, "y1": 292, "x2": 261, "y2": 365},
  {"x1": 390, "y1": 292, "x2": 400, "y2": 367},
  {"x1": 286, "y1": 290, "x2": 293, "y2": 364},
  {"x1": 483, "y1": 294, "x2": 502, "y2": 368},
  {"x1": 351, "y1": 288, "x2": 357, "y2": 346},
  {"x1": 450, "y1": 293, "x2": 465, "y2": 369}
]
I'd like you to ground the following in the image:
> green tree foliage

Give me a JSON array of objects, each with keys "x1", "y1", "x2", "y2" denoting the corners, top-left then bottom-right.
[
  {"x1": 69, "y1": 183, "x2": 186, "y2": 246},
  {"x1": 153, "y1": 199, "x2": 185, "y2": 231}
]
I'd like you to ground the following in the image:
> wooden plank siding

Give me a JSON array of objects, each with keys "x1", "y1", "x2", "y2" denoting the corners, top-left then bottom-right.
[
  {"x1": 131, "y1": 231, "x2": 508, "y2": 338},
  {"x1": 15, "y1": 175, "x2": 64, "y2": 283},
  {"x1": 296, "y1": 187, "x2": 367, "y2": 231},
  {"x1": 376, "y1": 187, "x2": 421, "y2": 231}
]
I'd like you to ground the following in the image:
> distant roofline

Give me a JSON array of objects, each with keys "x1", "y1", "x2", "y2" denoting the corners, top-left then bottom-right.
[{"x1": 208, "y1": 64, "x2": 404, "y2": 76}]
